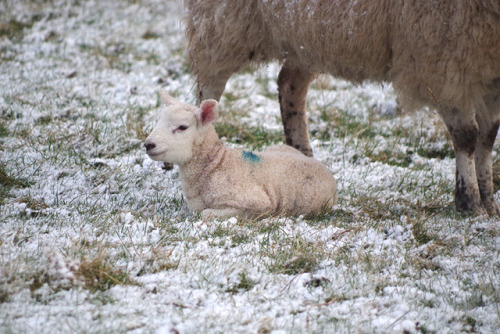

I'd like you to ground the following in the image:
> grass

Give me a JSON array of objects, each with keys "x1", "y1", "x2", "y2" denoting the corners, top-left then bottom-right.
[
  {"x1": 0, "y1": 165, "x2": 30, "y2": 205},
  {"x1": 76, "y1": 255, "x2": 138, "y2": 292},
  {"x1": 0, "y1": 1, "x2": 499, "y2": 333},
  {"x1": 0, "y1": 19, "x2": 33, "y2": 41},
  {"x1": 226, "y1": 272, "x2": 256, "y2": 294},
  {"x1": 214, "y1": 122, "x2": 283, "y2": 150},
  {"x1": 261, "y1": 235, "x2": 324, "y2": 275}
]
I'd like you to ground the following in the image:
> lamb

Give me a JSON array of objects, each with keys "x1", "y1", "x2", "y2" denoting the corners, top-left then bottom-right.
[
  {"x1": 183, "y1": 0, "x2": 500, "y2": 216},
  {"x1": 144, "y1": 92, "x2": 338, "y2": 220}
]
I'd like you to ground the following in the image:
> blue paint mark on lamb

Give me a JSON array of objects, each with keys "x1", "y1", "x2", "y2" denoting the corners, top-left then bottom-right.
[{"x1": 242, "y1": 151, "x2": 261, "y2": 163}]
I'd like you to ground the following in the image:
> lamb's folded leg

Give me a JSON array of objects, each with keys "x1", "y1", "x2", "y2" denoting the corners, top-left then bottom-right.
[
  {"x1": 277, "y1": 62, "x2": 315, "y2": 157},
  {"x1": 201, "y1": 208, "x2": 242, "y2": 220}
]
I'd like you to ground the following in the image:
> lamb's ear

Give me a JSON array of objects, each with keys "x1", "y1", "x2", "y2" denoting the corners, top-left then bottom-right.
[
  {"x1": 159, "y1": 90, "x2": 180, "y2": 106},
  {"x1": 198, "y1": 99, "x2": 218, "y2": 125}
]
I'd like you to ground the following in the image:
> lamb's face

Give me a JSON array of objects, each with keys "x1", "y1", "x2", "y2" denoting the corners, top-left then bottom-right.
[{"x1": 144, "y1": 104, "x2": 199, "y2": 164}]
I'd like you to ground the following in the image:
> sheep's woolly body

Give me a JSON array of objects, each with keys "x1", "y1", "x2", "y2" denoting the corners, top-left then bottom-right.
[
  {"x1": 184, "y1": 0, "x2": 500, "y2": 216},
  {"x1": 185, "y1": 0, "x2": 500, "y2": 111},
  {"x1": 145, "y1": 96, "x2": 337, "y2": 219}
]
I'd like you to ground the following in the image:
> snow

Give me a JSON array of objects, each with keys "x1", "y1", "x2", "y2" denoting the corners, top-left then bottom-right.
[{"x1": 0, "y1": 0, "x2": 499, "y2": 333}]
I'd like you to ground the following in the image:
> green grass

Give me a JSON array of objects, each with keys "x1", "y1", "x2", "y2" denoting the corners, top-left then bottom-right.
[
  {"x1": 226, "y1": 272, "x2": 256, "y2": 294},
  {"x1": 262, "y1": 236, "x2": 324, "y2": 275},
  {"x1": 0, "y1": 165, "x2": 30, "y2": 205},
  {"x1": 214, "y1": 122, "x2": 283, "y2": 150},
  {"x1": 0, "y1": 20, "x2": 33, "y2": 41},
  {"x1": 76, "y1": 255, "x2": 138, "y2": 292},
  {"x1": 1, "y1": 1, "x2": 498, "y2": 332}
]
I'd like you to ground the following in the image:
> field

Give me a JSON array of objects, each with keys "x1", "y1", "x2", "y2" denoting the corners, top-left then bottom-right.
[{"x1": 1, "y1": 0, "x2": 499, "y2": 333}]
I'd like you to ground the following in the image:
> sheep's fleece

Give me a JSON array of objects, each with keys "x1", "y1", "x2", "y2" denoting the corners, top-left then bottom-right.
[
  {"x1": 144, "y1": 92, "x2": 338, "y2": 219},
  {"x1": 184, "y1": 0, "x2": 500, "y2": 216}
]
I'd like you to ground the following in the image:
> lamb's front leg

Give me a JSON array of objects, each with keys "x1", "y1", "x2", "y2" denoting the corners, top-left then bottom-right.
[
  {"x1": 475, "y1": 96, "x2": 500, "y2": 215},
  {"x1": 440, "y1": 106, "x2": 486, "y2": 215},
  {"x1": 278, "y1": 62, "x2": 315, "y2": 157},
  {"x1": 201, "y1": 208, "x2": 242, "y2": 220}
]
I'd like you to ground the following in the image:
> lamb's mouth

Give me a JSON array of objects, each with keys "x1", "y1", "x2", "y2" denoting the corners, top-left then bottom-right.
[{"x1": 147, "y1": 150, "x2": 167, "y2": 158}]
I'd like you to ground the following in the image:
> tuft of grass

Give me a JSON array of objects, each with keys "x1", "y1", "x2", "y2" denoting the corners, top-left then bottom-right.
[
  {"x1": 281, "y1": 253, "x2": 319, "y2": 275},
  {"x1": 366, "y1": 148, "x2": 413, "y2": 167},
  {"x1": 312, "y1": 109, "x2": 379, "y2": 142},
  {"x1": 76, "y1": 256, "x2": 138, "y2": 292},
  {"x1": 0, "y1": 20, "x2": 33, "y2": 41},
  {"x1": 415, "y1": 322, "x2": 432, "y2": 334},
  {"x1": 264, "y1": 238, "x2": 323, "y2": 275},
  {"x1": 126, "y1": 106, "x2": 150, "y2": 141},
  {"x1": 409, "y1": 242, "x2": 444, "y2": 273},
  {"x1": 416, "y1": 145, "x2": 454, "y2": 160},
  {"x1": 412, "y1": 220, "x2": 434, "y2": 245},
  {"x1": 226, "y1": 272, "x2": 256, "y2": 294},
  {"x1": 231, "y1": 232, "x2": 252, "y2": 246},
  {"x1": 204, "y1": 225, "x2": 252, "y2": 247},
  {"x1": 141, "y1": 30, "x2": 160, "y2": 40},
  {"x1": 0, "y1": 165, "x2": 30, "y2": 204},
  {"x1": 0, "y1": 289, "x2": 10, "y2": 304},
  {"x1": 324, "y1": 293, "x2": 349, "y2": 304},
  {"x1": 0, "y1": 166, "x2": 29, "y2": 189},
  {"x1": 461, "y1": 315, "x2": 479, "y2": 333},
  {"x1": 350, "y1": 196, "x2": 410, "y2": 221},
  {"x1": 0, "y1": 122, "x2": 9, "y2": 137},
  {"x1": 305, "y1": 207, "x2": 356, "y2": 228},
  {"x1": 29, "y1": 273, "x2": 54, "y2": 301},
  {"x1": 304, "y1": 276, "x2": 330, "y2": 288},
  {"x1": 137, "y1": 257, "x2": 178, "y2": 276}
]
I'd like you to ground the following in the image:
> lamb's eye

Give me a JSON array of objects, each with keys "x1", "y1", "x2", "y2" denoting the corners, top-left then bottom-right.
[{"x1": 175, "y1": 125, "x2": 188, "y2": 132}]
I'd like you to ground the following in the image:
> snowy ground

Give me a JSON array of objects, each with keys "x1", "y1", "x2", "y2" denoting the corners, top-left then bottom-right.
[{"x1": 0, "y1": 1, "x2": 499, "y2": 333}]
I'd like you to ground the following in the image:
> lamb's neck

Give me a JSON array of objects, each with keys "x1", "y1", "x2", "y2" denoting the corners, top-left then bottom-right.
[{"x1": 178, "y1": 127, "x2": 229, "y2": 183}]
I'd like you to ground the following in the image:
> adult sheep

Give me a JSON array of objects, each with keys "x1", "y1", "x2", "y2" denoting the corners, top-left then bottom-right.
[{"x1": 184, "y1": 0, "x2": 500, "y2": 216}]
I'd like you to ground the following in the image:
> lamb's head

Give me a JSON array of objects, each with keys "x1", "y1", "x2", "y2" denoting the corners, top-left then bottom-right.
[{"x1": 144, "y1": 92, "x2": 218, "y2": 164}]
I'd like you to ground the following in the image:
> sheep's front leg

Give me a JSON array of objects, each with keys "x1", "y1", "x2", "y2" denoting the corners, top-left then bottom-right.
[
  {"x1": 475, "y1": 96, "x2": 500, "y2": 215},
  {"x1": 278, "y1": 63, "x2": 315, "y2": 157},
  {"x1": 440, "y1": 106, "x2": 486, "y2": 215}
]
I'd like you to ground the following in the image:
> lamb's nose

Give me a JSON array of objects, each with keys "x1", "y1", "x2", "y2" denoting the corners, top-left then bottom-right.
[{"x1": 144, "y1": 141, "x2": 156, "y2": 151}]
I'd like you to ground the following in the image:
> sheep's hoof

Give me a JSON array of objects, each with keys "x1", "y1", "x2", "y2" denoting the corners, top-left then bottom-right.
[
  {"x1": 457, "y1": 202, "x2": 487, "y2": 217},
  {"x1": 482, "y1": 200, "x2": 500, "y2": 216},
  {"x1": 162, "y1": 162, "x2": 173, "y2": 171}
]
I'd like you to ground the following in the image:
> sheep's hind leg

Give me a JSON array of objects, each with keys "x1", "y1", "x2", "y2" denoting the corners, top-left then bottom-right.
[
  {"x1": 278, "y1": 63, "x2": 315, "y2": 157},
  {"x1": 440, "y1": 106, "x2": 486, "y2": 215},
  {"x1": 475, "y1": 96, "x2": 500, "y2": 215}
]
